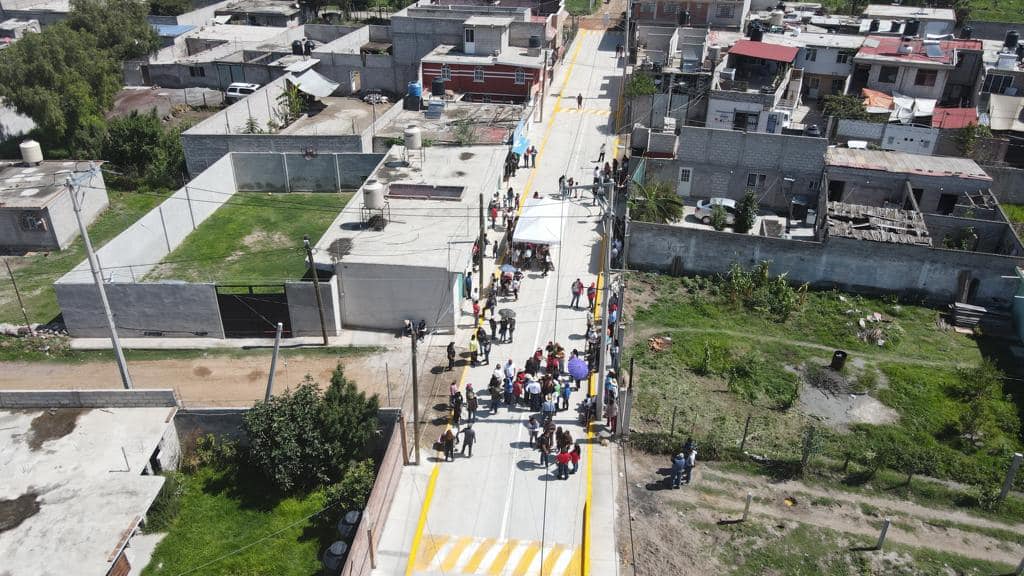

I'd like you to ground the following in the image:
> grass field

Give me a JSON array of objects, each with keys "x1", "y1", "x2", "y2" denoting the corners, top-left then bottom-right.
[
  {"x1": 817, "y1": 0, "x2": 1022, "y2": 21},
  {"x1": 143, "y1": 465, "x2": 333, "y2": 576},
  {"x1": 0, "y1": 188, "x2": 172, "y2": 325},
  {"x1": 565, "y1": 0, "x2": 598, "y2": 15},
  {"x1": 145, "y1": 192, "x2": 351, "y2": 284}
]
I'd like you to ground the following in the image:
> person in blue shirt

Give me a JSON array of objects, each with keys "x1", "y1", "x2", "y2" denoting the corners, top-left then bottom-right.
[{"x1": 670, "y1": 452, "x2": 687, "y2": 488}]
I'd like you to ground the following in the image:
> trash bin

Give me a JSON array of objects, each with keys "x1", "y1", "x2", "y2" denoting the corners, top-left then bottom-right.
[{"x1": 830, "y1": 350, "x2": 848, "y2": 371}]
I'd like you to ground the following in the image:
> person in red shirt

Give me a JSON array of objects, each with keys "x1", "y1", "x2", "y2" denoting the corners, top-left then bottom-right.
[
  {"x1": 556, "y1": 449, "x2": 572, "y2": 480},
  {"x1": 569, "y1": 444, "x2": 581, "y2": 474},
  {"x1": 472, "y1": 300, "x2": 480, "y2": 324}
]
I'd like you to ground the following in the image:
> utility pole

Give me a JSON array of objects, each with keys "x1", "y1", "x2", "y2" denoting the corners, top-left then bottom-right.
[
  {"x1": 410, "y1": 326, "x2": 422, "y2": 465},
  {"x1": 596, "y1": 183, "x2": 616, "y2": 420},
  {"x1": 4, "y1": 260, "x2": 32, "y2": 335},
  {"x1": 538, "y1": 49, "x2": 549, "y2": 123},
  {"x1": 67, "y1": 170, "x2": 132, "y2": 390},
  {"x1": 478, "y1": 192, "x2": 486, "y2": 301},
  {"x1": 303, "y1": 235, "x2": 329, "y2": 345},
  {"x1": 265, "y1": 322, "x2": 283, "y2": 402}
]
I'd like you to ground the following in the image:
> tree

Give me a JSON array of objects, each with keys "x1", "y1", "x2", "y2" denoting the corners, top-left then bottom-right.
[
  {"x1": 735, "y1": 189, "x2": 758, "y2": 234},
  {"x1": 325, "y1": 458, "x2": 375, "y2": 512},
  {"x1": 822, "y1": 94, "x2": 869, "y2": 121},
  {"x1": 710, "y1": 204, "x2": 728, "y2": 231},
  {"x1": 452, "y1": 118, "x2": 478, "y2": 146},
  {"x1": 625, "y1": 72, "x2": 657, "y2": 97},
  {"x1": 275, "y1": 83, "x2": 306, "y2": 127},
  {"x1": 0, "y1": 25, "x2": 120, "y2": 155},
  {"x1": 628, "y1": 181, "x2": 684, "y2": 223},
  {"x1": 67, "y1": 0, "x2": 159, "y2": 60},
  {"x1": 320, "y1": 366, "x2": 380, "y2": 480},
  {"x1": 955, "y1": 123, "x2": 995, "y2": 162},
  {"x1": 951, "y1": 361, "x2": 1010, "y2": 447},
  {"x1": 102, "y1": 110, "x2": 186, "y2": 188},
  {"x1": 149, "y1": 0, "x2": 192, "y2": 16}
]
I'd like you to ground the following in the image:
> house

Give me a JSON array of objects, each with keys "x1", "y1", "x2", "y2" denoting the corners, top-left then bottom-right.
[
  {"x1": 632, "y1": 0, "x2": 751, "y2": 30},
  {"x1": 983, "y1": 93, "x2": 1024, "y2": 166},
  {"x1": 852, "y1": 35, "x2": 984, "y2": 105},
  {"x1": 762, "y1": 32, "x2": 863, "y2": 99},
  {"x1": 861, "y1": 4, "x2": 956, "y2": 37},
  {"x1": 0, "y1": 392, "x2": 180, "y2": 576},
  {"x1": 706, "y1": 38, "x2": 804, "y2": 134},
  {"x1": 420, "y1": 15, "x2": 549, "y2": 104},
  {"x1": 0, "y1": 149, "x2": 108, "y2": 252},
  {"x1": 631, "y1": 26, "x2": 713, "y2": 126},
  {"x1": 214, "y1": 0, "x2": 303, "y2": 27},
  {"x1": 0, "y1": 0, "x2": 69, "y2": 26},
  {"x1": 978, "y1": 38, "x2": 1024, "y2": 98}
]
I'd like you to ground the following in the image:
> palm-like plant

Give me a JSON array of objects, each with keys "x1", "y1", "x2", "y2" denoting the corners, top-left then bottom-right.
[{"x1": 629, "y1": 181, "x2": 684, "y2": 224}]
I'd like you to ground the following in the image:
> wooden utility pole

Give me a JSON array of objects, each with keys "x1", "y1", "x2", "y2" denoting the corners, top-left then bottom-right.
[
  {"x1": 478, "y1": 192, "x2": 486, "y2": 302},
  {"x1": 410, "y1": 328, "x2": 422, "y2": 465},
  {"x1": 303, "y1": 234, "x2": 329, "y2": 345},
  {"x1": 4, "y1": 259, "x2": 32, "y2": 335}
]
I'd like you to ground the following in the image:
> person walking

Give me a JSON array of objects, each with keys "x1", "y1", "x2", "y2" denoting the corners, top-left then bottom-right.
[
  {"x1": 670, "y1": 452, "x2": 686, "y2": 488},
  {"x1": 468, "y1": 333, "x2": 479, "y2": 366},
  {"x1": 576, "y1": 93, "x2": 583, "y2": 109},
  {"x1": 459, "y1": 424, "x2": 477, "y2": 457},
  {"x1": 570, "y1": 278, "x2": 583, "y2": 309},
  {"x1": 472, "y1": 299, "x2": 480, "y2": 324},
  {"x1": 511, "y1": 277, "x2": 520, "y2": 301},
  {"x1": 684, "y1": 444, "x2": 697, "y2": 484},
  {"x1": 612, "y1": 157, "x2": 619, "y2": 175},
  {"x1": 489, "y1": 382, "x2": 502, "y2": 414},
  {"x1": 480, "y1": 330, "x2": 492, "y2": 365},
  {"x1": 506, "y1": 186, "x2": 515, "y2": 209},
  {"x1": 489, "y1": 314, "x2": 497, "y2": 340},
  {"x1": 507, "y1": 316, "x2": 517, "y2": 342},
  {"x1": 586, "y1": 282, "x2": 597, "y2": 311},
  {"x1": 560, "y1": 379, "x2": 572, "y2": 411},
  {"x1": 598, "y1": 142, "x2": 606, "y2": 163},
  {"x1": 503, "y1": 377, "x2": 514, "y2": 409},
  {"x1": 446, "y1": 341, "x2": 456, "y2": 371},
  {"x1": 465, "y1": 273, "x2": 473, "y2": 300},
  {"x1": 498, "y1": 316, "x2": 509, "y2": 343},
  {"x1": 441, "y1": 429, "x2": 457, "y2": 462},
  {"x1": 526, "y1": 415, "x2": 540, "y2": 447},
  {"x1": 451, "y1": 394, "x2": 463, "y2": 429},
  {"x1": 556, "y1": 449, "x2": 571, "y2": 480},
  {"x1": 570, "y1": 444, "x2": 581, "y2": 474},
  {"x1": 530, "y1": 146, "x2": 538, "y2": 168},
  {"x1": 466, "y1": 387, "x2": 478, "y2": 422}
]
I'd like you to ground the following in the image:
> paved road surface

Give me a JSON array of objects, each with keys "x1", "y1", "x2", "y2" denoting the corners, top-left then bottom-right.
[{"x1": 375, "y1": 29, "x2": 623, "y2": 576}]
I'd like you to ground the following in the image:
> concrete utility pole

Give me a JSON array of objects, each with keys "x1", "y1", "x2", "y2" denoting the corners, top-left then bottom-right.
[
  {"x1": 265, "y1": 322, "x2": 283, "y2": 402},
  {"x1": 538, "y1": 49, "x2": 549, "y2": 123},
  {"x1": 596, "y1": 184, "x2": 616, "y2": 420},
  {"x1": 67, "y1": 170, "x2": 132, "y2": 390},
  {"x1": 478, "y1": 192, "x2": 486, "y2": 301},
  {"x1": 410, "y1": 325, "x2": 422, "y2": 465},
  {"x1": 303, "y1": 235, "x2": 329, "y2": 345},
  {"x1": 4, "y1": 259, "x2": 32, "y2": 335}
]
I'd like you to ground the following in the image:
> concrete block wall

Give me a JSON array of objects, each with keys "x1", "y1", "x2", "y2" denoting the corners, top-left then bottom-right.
[
  {"x1": 982, "y1": 165, "x2": 1024, "y2": 205},
  {"x1": 0, "y1": 389, "x2": 179, "y2": 408},
  {"x1": 825, "y1": 165, "x2": 992, "y2": 214},
  {"x1": 337, "y1": 262, "x2": 457, "y2": 331},
  {"x1": 56, "y1": 282, "x2": 225, "y2": 338},
  {"x1": 923, "y1": 213, "x2": 1023, "y2": 255},
  {"x1": 229, "y1": 152, "x2": 384, "y2": 191},
  {"x1": 285, "y1": 280, "x2": 340, "y2": 336},
  {"x1": 628, "y1": 221, "x2": 1024, "y2": 306}
]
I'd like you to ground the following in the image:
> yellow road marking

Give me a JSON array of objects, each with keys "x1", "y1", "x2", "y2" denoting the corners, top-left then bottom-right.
[
  {"x1": 463, "y1": 537, "x2": 498, "y2": 573},
  {"x1": 565, "y1": 547, "x2": 583, "y2": 575},
  {"x1": 512, "y1": 543, "x2": 541, "y2": 575},
  {"x1": 541, "y1": 543, "x2": 568, "y2": 574},
  {"x1": 486, "y1": 539, "x2": 520, "y2": 575},
  {"x1": 413, "y1": 533, "x2": 448, "y2": 571},
  {"x1": 441, "y1": 536, "x2": 476, "y2": 572}
]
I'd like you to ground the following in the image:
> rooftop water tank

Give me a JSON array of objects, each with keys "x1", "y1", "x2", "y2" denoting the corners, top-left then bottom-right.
[
  {"x1": 1006, "y1": 30, "x2": 1020, "y2": 49},
  {"x1": 404, "y1": 124, "x2": 422, "y2": 150},
  {"x1": 363, "y1": 179, "x2": 386, "y2": 210},
  {"x1": 869, "y1": 19, "x2": 880, "y2": 32},
  {"x1": 431, "y1": 77, "x2": 445, "y2": 98},
  {"x1": 749, "y1": 25, "x2": 764, "y2": 42},
  {"x1": 407, "y1": 81, "x2": 422, "y2": 97},
  {"x1": 959, "y1": 26, "x2": 973, "y2": 39},
  {"x1": 770, "y1": 10, "x2": 784, "y2": 26},
  {"x1": 19, "y1": 140, "x2": 42, "y2": 165},
  {"x1": 997, "y1": 52, "x2": 1017, "y2": 70}
]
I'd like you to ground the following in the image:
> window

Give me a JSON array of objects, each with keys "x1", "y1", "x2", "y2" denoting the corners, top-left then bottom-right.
[
  {"x1": 914, "y1": 69, "x2": 937, "y2": 87},
  {"x1": 188, "y1": 65, "x2": 205, "y2": 77},
  {"x1": 441, "y1": 64, "x2": 451, "y2": 80},
  {"x1": 982, "y1": 73, "x2": 1013, "y2": 94},
  {"x1": 878, "y1": 65, "x2": 898, "y2": 83},
  {"x1": 664, "y1": 3, "x2": 677, "y2": 13},
  {"x1": 18, "y1": 211, "x2": 47, "y2": 232},
  {"x1": 473, "y1": 66, "x2": 484, "y2": 82},
  {"x1": 827, "y1": 180, "x2": 844, "y2": 202},
  {"x1": 716, "y1": 4, "x2": 734, "y2": 18},
  {"x1": 733, "y1": 111, "x2": 758, "y2": 131},
  {"x1": 937, "y1": 193, "x2": 959, "y2": 215},
  {"x1": 679, "y1": 168, "x2": 691, "y2": 182},
  {"x1": 746, "y1": 173, "x2": 767, "y2": 188},
  {"x1": 836, "y1": 50, "x2": 851, "y2": 64},
  {"x1": 514, "y1": 68, "x2": 526, "y2": 85},
  {"x1": 804, "y1": 48, "x2": 817, "y2": 62},
  {"x1": 465, "y1": 28, "x2": 474, "y2": 43},
  {"x1": 831, "y1": 77, "x2": 845, "y2": 93}
]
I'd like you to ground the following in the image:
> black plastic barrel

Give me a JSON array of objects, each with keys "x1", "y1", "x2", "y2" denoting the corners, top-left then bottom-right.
[
  {"x1": 1005, "y1": 30, "x2": 1020, "y2": 49},
  {"x1": 830, "y1": 350, "x2": 848, "y2": 371}
]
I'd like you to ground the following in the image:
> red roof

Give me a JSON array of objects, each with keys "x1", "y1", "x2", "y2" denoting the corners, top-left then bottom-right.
[
  {"x1": 855, "y1": 35, "x2": 983, "y2": 66},
  {"x1": 728, "y1": 39, "x2": 799, "y2": 63},
  {"x1": 931, "y1": 107, "x2": 978, "y2": 129}
]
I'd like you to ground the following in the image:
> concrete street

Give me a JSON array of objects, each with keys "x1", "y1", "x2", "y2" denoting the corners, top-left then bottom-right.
[{"x1": 374, "y1": 28, "x2": 623, "y2": 576}]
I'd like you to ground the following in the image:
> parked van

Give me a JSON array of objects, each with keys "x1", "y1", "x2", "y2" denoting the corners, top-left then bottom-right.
[{"x1": 225, "y1": 82, "x2": 260, "y2": 102}]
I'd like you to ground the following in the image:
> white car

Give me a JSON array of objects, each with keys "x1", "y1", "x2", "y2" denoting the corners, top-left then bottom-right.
[
  {"x1": 225, "y1": 82, "x2": 260, "y2": 102},
  {"x1": 695, "y1": 197, "x2": 738, "y2": 225}
]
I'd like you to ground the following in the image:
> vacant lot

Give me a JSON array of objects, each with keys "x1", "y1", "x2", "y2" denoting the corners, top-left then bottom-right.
[
  {"x1": 1004, "y1": 203, "x2": 1024, "y2": 238},
  {"x1": 0, "y1": 188, "x2": 171, "y2": 325},
  {"x1": 817, "y1": 0, "x2": 1016, "y2": 22},
  {"x1": 145, "y1": 192, "x2": 351, "y2": 284},
  {"x1": 625, "y1": 271, "x2": 1024, "y2": 519}
]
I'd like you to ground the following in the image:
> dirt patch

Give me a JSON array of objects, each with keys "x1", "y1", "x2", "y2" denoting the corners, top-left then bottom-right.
[
  {"x1": 0, "y1": 492, "x2": 41, "y2": 533},
  {"x1": 459, "y1": 152, "x2": 474, "y2": 160},
  {"x1": 192, "y1": 366, "x2": 212, "y2": 378},
  {"x1": 27, "y1": 408, "x2": 89, "y2": 450},
  {"x1": 246, "y1": 369, "x2": 264, "y2": 382},
  {"x1": 798, "y1": 377, "x2": 898, "y2": 430}
]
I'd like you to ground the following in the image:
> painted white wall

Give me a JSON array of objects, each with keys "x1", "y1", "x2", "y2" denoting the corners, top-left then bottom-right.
[
  {"x1": 867, "y1": 63, "x2": 946, "y2": 100},
  {"x1": 795, "y1": 46, "x2": 854, "y2": 77}
]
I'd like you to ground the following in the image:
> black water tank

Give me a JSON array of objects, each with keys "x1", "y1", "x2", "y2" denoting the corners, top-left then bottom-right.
[
  {"x1": 1006, "y1": 29, "x2": 1020, "y2": 49},
  {"x1": 750, "y1": 25, "x2": 764, "y2": 42},
  {"x1": 291, "y1": 39, "x2": 303, "y2": 55},
  {"x1": 679, "y1": 8, "x2": 689, "y2": 26},
  {"x1": 904, "y1": 19, "x2": 920, "y2": 36},
  {"x1": 528, "y1": 35, "x2": 541, "y2": 49},
  {"x1": 959, "y1": 26, "x2": 973, "y2": 39},
  {"x1": 869, "y1": 19, "x2": 879, "y2": 32},
  {"x1": 431, "y1": 77, "x2": 445, "y2": 97},
  {"x1": 830, "y1": 350, "x2": 848, "y2": 371},
  {"x1": 304, "y1": 39, "x2": 315, "y2": 56}
]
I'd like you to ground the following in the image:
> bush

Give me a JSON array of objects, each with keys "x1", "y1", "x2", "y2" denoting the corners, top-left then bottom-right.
[
  {"x1": 181, "y1": 433, "x2": 237, "y2": 473},
  {"x1": 735, "y1": 189, "x2": 758, "y2": 233},
  {"x1": 145, "y1": 472, "x2": 184, "y2": 532},
  {"x1": 722, "y1": 261, "x2": 806, "y2": 322},
  {"x1": 727, "y1": 352, "x2": 799, "y2": 409},
  {"x1": 325, "y1": 458, "x2": 376, "y2": 513},
  {"x1": 710, "y1": 204, "x2": 728, "y2": 231},
  {"x1": 102, "y1": 110, "x2": 187, "y2": 188}
]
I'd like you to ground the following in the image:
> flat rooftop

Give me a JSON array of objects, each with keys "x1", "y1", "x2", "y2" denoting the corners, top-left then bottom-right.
[
  {"x1": 184, "y1": 23, "x2": 288, "y2": 44},
  {"x1": 281, "y1": 97, "x2": 376, "y2": 135},
  {"x1": 1, "y1": 0, "x2": 68, "y2": 12},
  {"x1": 855, "y1": 36, "x2": 983, "y2": 66},
  {"x1": 314, "y1": 145, "x2": 506, "y2": 270},
  {"x1": 862, "y1": 4, "x2": 955, "y2": 20},
  {"x1": 375, "y1": 102, "x2": 524, "y2": 145},
  {"x1": 825, "y1": 148, "x2": 992, "y2": 181},
  {"x1": 762, "y1": 32, "x2": 865, "y2": 50},
  {"x1": 0, "y1": 160, "x2": 94, "y2": 209},
  {"x1": 423, "y1": 44, "x2": 544, "y2": 68},
  {"x1": 216, "y1": 0, "x2": 300, "y2": 15},
  {"x1": 0, "y1": 407, "x2": 172, "y2": 576},
  {"x1": 464, "y1": 15, "x2": 514, "y2": 26}
]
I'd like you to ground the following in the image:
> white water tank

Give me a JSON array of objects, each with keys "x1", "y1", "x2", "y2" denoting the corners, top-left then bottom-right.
[
  {"x1": 404, "y1": 124, "x2": 422, "y2": 150},
  {"x1": 363, "y1": 179, "x2": 386, "y2": 210},
  {"x1": 19, "y1": 140, "x2": 43, "y2": 165},
  {"x1": 770, "y1": 10, "x2": 784, "y2": 26},
  {"x1": 997, "y1": 52, "x2": 1017, "y2": 70}
]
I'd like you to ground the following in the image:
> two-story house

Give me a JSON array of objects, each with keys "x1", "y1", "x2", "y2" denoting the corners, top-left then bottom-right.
[
  {"x1": 632, "y1": 0, "x2": 750, "y2": 30},
  {"x1": 861, "y1": 4, "x2": 956, "y2": 37},
  {"x1": 852, "y1": 36, "x2": 984, "y2": 104},
  {"x1": 763, "y1": 32, "x2": 864, "y2": 100},
  {"x1": 706, "y1": 38, "x2": 803, "y2": 134}
]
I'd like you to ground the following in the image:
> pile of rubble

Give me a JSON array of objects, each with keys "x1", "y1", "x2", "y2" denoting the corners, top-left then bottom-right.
[{"x1": 0, "y1": 322, "x2": 66, "y2": 338}]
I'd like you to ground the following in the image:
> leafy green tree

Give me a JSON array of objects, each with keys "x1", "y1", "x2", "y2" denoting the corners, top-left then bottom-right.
[
  {"x1": 325, "y1": 458, "x2": 375, "y2": 512},
  {"x1": 67, "y1": 0, "x2": 159, "y2": 60},
  {"x1": 149, "y1": 0, "x2": 192, "y2": 16},
  {"x1": 955, "y1": 123, "x2": 995, "y2": 162},
  {"x1": 275, "y1": 83, "x2": 306, "y2": 127},
  {"x1": 320, "y1": 366, "x2": 380, "y2": 480},
  {"x1": 735, "y1": 189, "x2": 758, "y2": 233},
  {"x1": 102, "y1": 110, "x2": 186, "y2": 188},
  {"x1": 710, "y1": 204, "x2": 728, "y2": 231},
  {"x1": 0, "y1": 25, "x2": 119, "y2": 154},
  {"x1": 625, "y1": 72, "x2": 657, "y2": 97},
  {"x1": 629, "y1": 181, "x2": 684, "y2": 223},
  {"x1": 822, "y1": 94, "x2": 869, "y2": 121},
  {"x1": 951, "y1": 361, "x2": 1015, "y2": 448}
]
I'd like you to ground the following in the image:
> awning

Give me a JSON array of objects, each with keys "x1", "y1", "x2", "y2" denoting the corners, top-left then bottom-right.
[
  {"x1": 988, "y1": 94, "x2": 1024, "y2": 132},
  {"x1": 212, "y1": 14, "x2": 232, "y2": 24},
  {"x1": 728, "y1": 39, "x2": 799, "y2": 63},
  {"x1": 513, "y1": 198, "x2": 564, "y2": 246},
  {"x1": 293, "y1": 69, "x2": 339, "y2": 99}
]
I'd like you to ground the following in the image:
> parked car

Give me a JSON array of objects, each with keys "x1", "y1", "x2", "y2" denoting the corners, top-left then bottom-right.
[
  {"x1": 225, "y1": 82, "x2": 260, "y2": 102},
  {"x1": 695, "y1": 197, "x2": 738, "y2": 225}
]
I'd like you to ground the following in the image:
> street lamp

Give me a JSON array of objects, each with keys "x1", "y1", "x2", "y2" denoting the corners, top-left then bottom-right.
[{"x1": 783, "y1": 177, "x2": 796, "y2": 234}]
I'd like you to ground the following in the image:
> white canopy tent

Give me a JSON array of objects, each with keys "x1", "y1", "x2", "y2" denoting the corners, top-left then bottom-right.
[
  {"x1": 292, "y1": 69, "x2": 340, "y2": 99},
  {"x1": 513, "y1": 197, "x2": 564, "y2": 246}
]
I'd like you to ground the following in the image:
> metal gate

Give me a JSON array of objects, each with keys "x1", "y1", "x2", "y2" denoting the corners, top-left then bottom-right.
[{"x1": 216, "y1": 284, "x2": 292, "y2": 338}]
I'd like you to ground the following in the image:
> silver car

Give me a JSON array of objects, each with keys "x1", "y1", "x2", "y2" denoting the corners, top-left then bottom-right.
[{"x1": 695, "y1": 197, "x2": 737, "y2": 225}]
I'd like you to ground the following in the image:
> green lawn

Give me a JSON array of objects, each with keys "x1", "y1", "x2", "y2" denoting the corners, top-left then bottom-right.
[
  {"x1": 0, "y1": 188, "x2": 171, "y2": 324},
  {"x1": 145, "y1": 192, "x2": 351, "y2": 284},
  {"x1": 818, "y1": 0, "x2": 1021, "y2": 21},
  {"x1": 143, "y1": 465, "x2": 333, "y2": 576},
  {"x1": 565, "y1": 0, "x2": 598, "y2": 15},
  {"x1": 1003, "y1": 204, "x2": 1024, "y2": 223}
]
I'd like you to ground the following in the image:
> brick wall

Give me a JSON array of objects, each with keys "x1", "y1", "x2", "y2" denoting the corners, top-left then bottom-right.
[{"x1": 0, "y1": 389, "x2": 179, "y2": 409}]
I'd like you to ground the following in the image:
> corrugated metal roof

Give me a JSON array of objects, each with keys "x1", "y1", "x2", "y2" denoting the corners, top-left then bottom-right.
[
  {"x1": 854, "y1": 35, "x2": 982, "y2": 66},
  {"x1": 728, "y1": 39, "x2": 799, "y2": 63},
  {"x1": 931, "y1": 107, "x2": 978, "y2": 129},
  {"x1": 825, "y1": 148, "x2": 991, "y2": 180}
]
